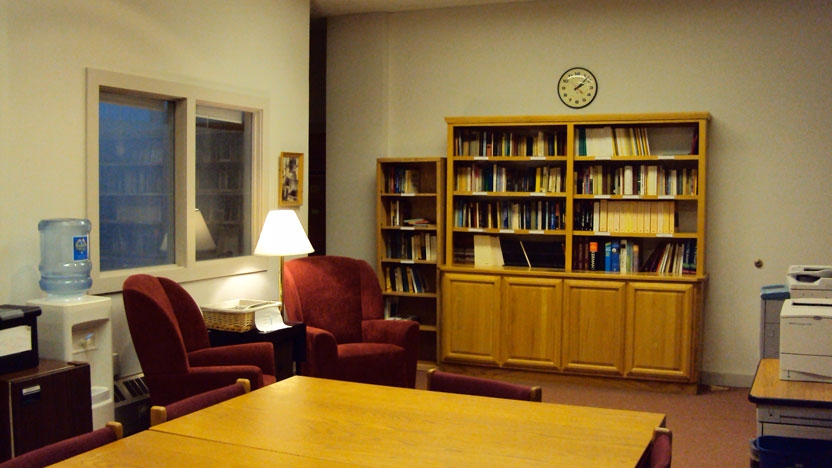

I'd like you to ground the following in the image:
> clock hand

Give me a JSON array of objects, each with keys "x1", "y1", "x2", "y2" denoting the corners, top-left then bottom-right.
[{"x1": 573, "y1": 78, "x2": 590, "y2": 92}]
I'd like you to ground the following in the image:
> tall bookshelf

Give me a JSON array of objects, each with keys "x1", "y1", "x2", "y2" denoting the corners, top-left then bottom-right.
[
  {"x1": 376, "y1": 158, "x2": 445, "y2": 365},
  {"x1": 441, "y1": 113, "x2": 709, "y2": 391}
]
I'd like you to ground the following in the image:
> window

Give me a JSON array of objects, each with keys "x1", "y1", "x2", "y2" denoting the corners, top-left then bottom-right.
[
  {"x1": 86, "y1": 69, "x2": 268, "y2": 293},
  {"x1": 195, "y1": 106, "x2": 254, "y2": 261},
  {"x1": 98, "y1": 92, "x2": 176, "y2": 271}
]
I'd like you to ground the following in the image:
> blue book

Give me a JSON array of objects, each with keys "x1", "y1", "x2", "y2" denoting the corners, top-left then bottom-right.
[{"x1": 604, "y1": 241, "x2": 612, "y2": 271}]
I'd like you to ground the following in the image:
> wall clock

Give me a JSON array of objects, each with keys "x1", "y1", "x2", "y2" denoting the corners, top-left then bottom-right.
[{"x1": 558, "y1": 67, "x2": 597, "y2": 109}]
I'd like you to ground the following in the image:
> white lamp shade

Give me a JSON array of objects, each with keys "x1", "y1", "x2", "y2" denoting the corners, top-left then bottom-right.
[{"x1": 254, "y1": 210, "x2": 314, "y2": 257}]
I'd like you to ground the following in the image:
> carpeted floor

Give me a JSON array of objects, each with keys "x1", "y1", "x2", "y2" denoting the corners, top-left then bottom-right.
[{"x1": 415, "y1": 370, "x2": 757, "y2": 468}]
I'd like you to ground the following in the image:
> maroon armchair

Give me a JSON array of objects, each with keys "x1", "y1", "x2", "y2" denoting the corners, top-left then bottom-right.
[
  {"x1": 123, "y1": 274, "x2": 276, "y2": 406},
  {"x1": 282, "y1": 256, "x2": 419, "y2": 388}
]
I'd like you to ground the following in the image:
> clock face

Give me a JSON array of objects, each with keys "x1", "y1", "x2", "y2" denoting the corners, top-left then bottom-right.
[{"x1": 558, "y1": 67, "x2": 597, "y2": 108}]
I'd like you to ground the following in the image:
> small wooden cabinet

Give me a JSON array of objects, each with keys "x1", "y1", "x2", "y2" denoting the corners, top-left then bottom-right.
[
  {"x1": 441, "y1": 272, "x2": 501, "y2": 365},
  {"x1": 501, "y1": 276, "x2": 562, "y2": 370},
  {"x1": 626, "y1": 281, "x2": 697, "y2": 380},
  {"x1": 0, "y1": 360, "x2": 92, "y2": 461},
  {"x1": 563, "y1": 279, "x2": 627, "y2": 376},
  {"x1": 442, "y1": 271, "x2": 563, "y2": 370}
]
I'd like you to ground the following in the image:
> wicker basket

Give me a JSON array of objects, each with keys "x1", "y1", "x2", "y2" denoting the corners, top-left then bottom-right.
[{"x1": 201, "y1": 299, "x2": 280, "y2": 332}]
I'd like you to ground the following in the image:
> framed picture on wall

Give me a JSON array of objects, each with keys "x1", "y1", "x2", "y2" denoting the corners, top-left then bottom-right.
[{"x1": 279, "y1": 152, "x2": 303, "y2": 207}]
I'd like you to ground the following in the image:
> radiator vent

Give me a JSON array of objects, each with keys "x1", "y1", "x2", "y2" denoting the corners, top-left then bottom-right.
[{"x1": 113, "y1": 373, "x2": 149, "y2": 407}]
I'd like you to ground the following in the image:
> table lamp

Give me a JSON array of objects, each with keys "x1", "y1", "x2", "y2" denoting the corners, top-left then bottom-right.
[{"x1": 254, "y1": 209, "x2": 314, "y2": 305}]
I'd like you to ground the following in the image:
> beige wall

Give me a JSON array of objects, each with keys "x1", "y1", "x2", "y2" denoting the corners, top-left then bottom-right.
[
  {"x1": 326, "y1": 0, "x2": 832, "y2": 385},
  {"x1": 0, "y1": 0, "x2": 310, "y2": 375}
]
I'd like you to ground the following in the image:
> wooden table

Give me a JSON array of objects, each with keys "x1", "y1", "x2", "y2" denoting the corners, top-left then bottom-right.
[
  {"x1": 56, "y1": 376, "x2": 665, "y2": 467},
  {"x1": 52, "y1": 429, "x2": 364, "y2": 467},
  {"x1": 748, "y1": 358, "x2": 832, "y2": 439},
  {"x1": 749, "y1": 358, "x2": 832, "y2": 408}
]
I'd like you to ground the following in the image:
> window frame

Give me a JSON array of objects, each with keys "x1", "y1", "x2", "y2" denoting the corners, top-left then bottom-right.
[{"x1": 86, "y1": 68, "x2": 269, "y2": 294}]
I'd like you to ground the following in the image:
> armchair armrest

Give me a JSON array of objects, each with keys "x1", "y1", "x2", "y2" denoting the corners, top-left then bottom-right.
[
  {"x1": 188, "y1": 342, "x2": 276, "y2": 377},
  {"x1": 363, "y1": 319, "x2": 419, "y2": 388},
  {"x1": 362, "y1": 319, "x2": 419, "y2": 347},
  {"x1": 145, "y1": 365, "x2": 264, "y2": 406},
  {"x1": 304, "y1": 325, "x2": 338, "y2": 379}
]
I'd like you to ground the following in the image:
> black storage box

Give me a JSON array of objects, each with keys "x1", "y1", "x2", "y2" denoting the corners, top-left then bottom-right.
[{"x1": 0, "y1": 305, "x2": 41, "y2": 374}]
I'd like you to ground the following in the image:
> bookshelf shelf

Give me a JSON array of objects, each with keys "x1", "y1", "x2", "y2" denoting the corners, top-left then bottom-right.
[
  {"x1": 376, "y1": 157, "x2": 445, "y2": 366},
  {"x1": 440, "y1": 112, "x2": 709, "y2": 390}
]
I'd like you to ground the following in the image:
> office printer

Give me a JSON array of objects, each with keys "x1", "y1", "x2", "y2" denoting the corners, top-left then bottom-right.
[
  {"x1": 780, "y1": 298, "x2": 832, "y2": 383},
  {"x1": 787, "y1": 265, "x2": 832, "y2": 299}
]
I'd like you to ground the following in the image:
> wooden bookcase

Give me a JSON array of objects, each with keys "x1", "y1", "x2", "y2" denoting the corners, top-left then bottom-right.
[
  {"x1": 440, "y1": 113, "x2": 709, "y2": 391},
  {"x1": 376, "y1": 158, "x2": 445, "y2": 365}
]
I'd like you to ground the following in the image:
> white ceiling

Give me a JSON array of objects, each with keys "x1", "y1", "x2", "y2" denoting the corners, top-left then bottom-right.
[{"x1": 311, "y1": 0, "x2": 534, "y2": 18}]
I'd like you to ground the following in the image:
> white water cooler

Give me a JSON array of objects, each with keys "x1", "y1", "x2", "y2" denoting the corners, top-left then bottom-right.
[{"x1": 28, "y1": 296, "x2": 114, "y2": 429}]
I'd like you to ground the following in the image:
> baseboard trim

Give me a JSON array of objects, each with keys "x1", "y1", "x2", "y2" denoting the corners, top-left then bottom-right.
[{"x1": 700, "y1": 370, "x2": 754, "y2": 388}]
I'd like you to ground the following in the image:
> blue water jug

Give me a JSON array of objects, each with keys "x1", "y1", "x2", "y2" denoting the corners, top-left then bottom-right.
[{"x1": 38, "y1": 218, "x2": 92, "y2": 297}]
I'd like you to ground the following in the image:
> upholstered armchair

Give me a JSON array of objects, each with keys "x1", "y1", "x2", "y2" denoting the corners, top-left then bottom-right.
[
  {"x1": 282, "y1": 255, "x2": 419, "y2": 388},
  {"x1": 123, "y1": 274, "x2": 276, "y2": 406}
]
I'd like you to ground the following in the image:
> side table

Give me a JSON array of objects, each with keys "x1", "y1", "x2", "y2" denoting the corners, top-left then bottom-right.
[
  {"x1": 208, "y1": 322, "x2": 305, "y2": 381},
  {"x1": 749, "y1": 358, "x2": 832, "y2": 439}
]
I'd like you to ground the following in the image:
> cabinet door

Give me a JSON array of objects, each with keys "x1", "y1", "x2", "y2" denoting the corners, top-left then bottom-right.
[
  {"x1": 562, "y1": 279, "x2": 626, "y2": 375},
  {"x1": 501, "y1": 276, "x2": 562, "y2": 370},
  {"x1": 441, "y1": 272, "x2": 501, "y2": 365},
  {"x1": 625, "y1": 282, "x2": 695, "y2": 380}
]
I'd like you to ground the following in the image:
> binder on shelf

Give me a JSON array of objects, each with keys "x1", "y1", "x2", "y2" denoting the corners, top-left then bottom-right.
[{"x1": 473, "y1": 235, "x2": 503, "y2": 267}]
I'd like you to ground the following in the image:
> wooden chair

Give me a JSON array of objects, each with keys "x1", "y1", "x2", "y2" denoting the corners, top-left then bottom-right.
[
  {"x1": 150, "y1": 378, "x2": 251, "y2": 426},
  {"x1": 426, "y1": 368, "x2": 542, "y2": 402},
  {"x1": 0, "y1": 422, "x2": 122, "y2": 468},
  {"x1": 649, "y1": 427, "x2": 673, "y2": 468}
]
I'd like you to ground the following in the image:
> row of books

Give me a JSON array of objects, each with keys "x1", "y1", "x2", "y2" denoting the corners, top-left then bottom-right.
[
  {"x1": 576, "y1": 127, "x2": 652, "y2": 157},
  {"x1": 573, "y1": 239, "x2": 697, "y2": 274},
  {"x1": 384, "y1": 231, "x2": 439, "y2": 261},
  {"x1": 454, "y1": 199, "x2": 566, "y2": 231},
  {"x1": 576, "y1": 126, "x2": 699, "y2": 157},
  {"x1": 573, "y1": 239, "x2": 641, "y2": 273},
  {"x1": 454, "y1": 129, "x2": 564, "y2": 157},
  {"x1": 383, "y1": 167, "x2": 420, "y2": 194},
  {"x1": 383, "y1": 265, "x2": 431, "y2": 293},
  {"x1": 641, "y1": 240, "x2": 697, "y2": 275},
  {"x1": 574, "y1": 164, "x2": 698, "y2": 196},
  {"x1": 454, "y1": 164, "x2": 564, "y2": 193},
  {"x1": 574, "y1": 200, "x2": 676, "y2": 234}
]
